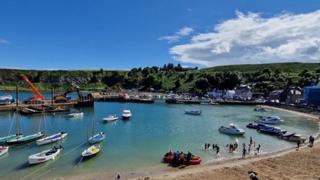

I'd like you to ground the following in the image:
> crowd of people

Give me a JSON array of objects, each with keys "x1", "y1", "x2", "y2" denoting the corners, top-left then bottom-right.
[
  {"x1": 205, "y1": 137, "x2": 261, "y2": 159},
  {"x1": 165, "y1": 150, "x2": 194, "y2": 165},
  {"x1": 204, "y1": 143, "x2": 220, "y2": 155}
]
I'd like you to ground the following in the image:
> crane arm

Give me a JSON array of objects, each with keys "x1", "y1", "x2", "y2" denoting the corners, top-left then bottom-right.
[{"x1": 20, "y1": 74, "x2": 45, "y2": 100}]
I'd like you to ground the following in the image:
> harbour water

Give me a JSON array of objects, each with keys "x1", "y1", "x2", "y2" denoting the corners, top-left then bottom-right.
[{"x1": 0, "y1": 92, "x2": 319, "y2": 179}]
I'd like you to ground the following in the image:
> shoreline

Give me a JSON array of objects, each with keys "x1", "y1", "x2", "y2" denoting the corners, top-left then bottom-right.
[
  {"x1": 262, "y1": 105, "x2": 320, "y2": 121},
  {"x1": 59, "y1": 105, "x2": 320, "y2": 180}
]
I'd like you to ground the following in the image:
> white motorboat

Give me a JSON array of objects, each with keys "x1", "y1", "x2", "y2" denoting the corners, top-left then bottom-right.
[
  {"x1": 0, "y1": 146, "x2": 9, "y2": 156},
  {"x1": 280, "y1": 132, "x2": 306, "y2": 143},
  {"x1": 67, "y1": 112, "x2": 84, "y2": 118},
  {"x1": 218, "y1": 123, "x2": 245, "y2": 135},
  {"x1": 36, "y1": 132, "x2": 68, "y2": 146},
  {"x1": 122, "y1": 110, "x2": 132, "y2": 120},
  {"x1": 255, "y1": 116, "x2": 283, "y2": 125},
  {"x1": 28, "y1": 146, "x2": 62, "y2": 165},
  {"x1": 102, "y1": 115, "x2": 118, "y2": 122},
  {"x1": 81, "y1": 144, "x2": 101, "y2": 159}
]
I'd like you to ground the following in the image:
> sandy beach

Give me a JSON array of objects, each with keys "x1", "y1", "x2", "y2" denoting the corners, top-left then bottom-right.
[
  {"x1": 147, "y1": 141, "x2": 320, "y2": 180},
  {"x1": 261, "y1": 105, "x2": 320, "y2": 121}
]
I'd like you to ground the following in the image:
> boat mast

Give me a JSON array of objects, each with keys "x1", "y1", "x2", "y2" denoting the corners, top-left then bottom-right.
[
  {"x1": 92, "y1": 113, "x2": 95, "y2": 136},
  {"x1": 15, "y1": 84, "x2": 20, "y2": 135}
]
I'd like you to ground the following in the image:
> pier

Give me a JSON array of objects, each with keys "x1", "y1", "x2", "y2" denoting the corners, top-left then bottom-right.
[{"x1": 91, "y1": 92, "x2": 155, "y2": 104}]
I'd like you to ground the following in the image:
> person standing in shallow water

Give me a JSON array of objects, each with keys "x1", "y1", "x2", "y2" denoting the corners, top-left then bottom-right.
[
  {"x1": 242, "y1": 143, "x2": 246, "y2": 158},
  {"x1": 255, "y1": 144, "x2": 261, "y2": 155},
  {"x1": 296, "y1": 140, "x2": 301, "y2": 150},
  {"x1": 309, "y1": 135, "x2": 314, "y2": 147},
  {"x1": 216, "y1": 145, "x2": 220, "y2": 155}
]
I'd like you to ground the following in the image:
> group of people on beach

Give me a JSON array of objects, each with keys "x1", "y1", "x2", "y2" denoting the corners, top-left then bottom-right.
[
  {"x1": 167, "y1": 151, "x2": 194, "y2": 165},
  {"x1": 204, "y1": 143, "x2": 220, "y2": 155},
  {"x1": 241, "y1": 137, "x2": 261, "y2": 158},
  {"x1": 204, "y1": 137, "x2": 261, "y2": 158}
]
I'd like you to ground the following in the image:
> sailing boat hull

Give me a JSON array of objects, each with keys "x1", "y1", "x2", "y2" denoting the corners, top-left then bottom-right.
[
  {"x1": 6, "y1": 132, "x2": 45, "y2": 145},
  {"x1": 0, "y1": 134, "x2": 22, "y2": 145}
]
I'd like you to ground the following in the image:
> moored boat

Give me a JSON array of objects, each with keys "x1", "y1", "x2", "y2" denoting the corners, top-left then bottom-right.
[
  {"x1": 0, "y1": 146, "x2": 9, "y2": 156},
  {"x1": 257, "y1": 125, "x2": 286, "y2": 136},
  {"x1": 279, "y1": 132, "x2": 306, "y2": 143},
  {"x1": 254, "y1": 107, "x2": 267, "y2": 112},
  {"x1": 88, "y1": 132, "x2": 106, "y2": 144},
  {"x1": 102, "y1": 115, "x2": 118, "y2": 123},
  {"x1": 6, "y1": 132, "x2": 45, "y2": 145},
  {"x1": 163, "y1": 151, "x2": 201, "y2": 165},
  {"x1": 246, "y1": 123, "x2": 267, "y2": 129},
  {"x1": 218, "y1": 123, "x2": 245, "y2": 135},
  {"x1": 67, "y1": 112, "x2": 84, "y2": 118},
  {"x1": 28, "y1": 146, "x2": 62, "y2": 165},
  {"x1": 185, "y1": 110, "x2": 201, "y2": 116},
  {"x1": 0, "y1": 95, "x2": 14, "y2": 105},
  {"x1": 36, "y1": 132, "x2": 68, "y2": 146},
  {"x1": 255, "y1": 116, "x2": 283, "y2": 125},
  {"x1": 122, "y1": 110, "x2": 132, "y2": 120},
  {"x1": 0, "y1": 134, "x2": 22, "y2": 145},
  {"x1": 81, "y1": 144, "x2": 101, "y2": 159}
]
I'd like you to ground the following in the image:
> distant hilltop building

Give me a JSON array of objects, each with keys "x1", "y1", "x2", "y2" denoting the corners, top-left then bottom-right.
[{"x1": 303, "y1": 86, "x2": 320, "y2": 107}]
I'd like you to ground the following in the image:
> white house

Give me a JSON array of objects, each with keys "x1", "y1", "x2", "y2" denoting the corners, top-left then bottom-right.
[
  {"x1": 207, "y1": 89, "x2": 225, "y2": 99},
  {"x1": 235, "y1": 85, "x2": 252, "y2": 100},
  {"x1": 223, "y1": 90, "x2": 235, "y2": 99}
]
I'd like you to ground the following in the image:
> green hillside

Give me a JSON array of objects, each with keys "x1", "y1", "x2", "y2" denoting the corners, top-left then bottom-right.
[{"x1": 0, "y1": 62, "x2": 319, "y2": 95}]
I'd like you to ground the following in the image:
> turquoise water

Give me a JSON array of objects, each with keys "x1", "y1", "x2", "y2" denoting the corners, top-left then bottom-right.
[{"x1": 0, "y1": 92, "x2": 319, "y2": 179}]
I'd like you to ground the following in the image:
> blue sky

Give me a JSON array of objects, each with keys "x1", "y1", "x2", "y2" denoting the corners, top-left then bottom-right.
[{"x1": 0, "y1": 0, "x2": 320, "y2": 70}]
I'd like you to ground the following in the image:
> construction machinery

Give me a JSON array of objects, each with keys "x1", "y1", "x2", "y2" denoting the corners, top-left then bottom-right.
[
  {"x1": 20, "y1": 74, "x2": 45, "y2": 103},
  {"x1": 53, "y1": 83, "x2": 94, "y2": 107}
]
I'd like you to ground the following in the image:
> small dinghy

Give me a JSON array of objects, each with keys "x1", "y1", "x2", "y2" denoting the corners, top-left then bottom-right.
[
  {"x1": 6, "y1": 132, "x2": 45, "y2": 145},
  {"x1": 36, "y1": 132, "x2": 68, "y2": 146},
  {"x1": 163, "y1": 151, "x2": 201, "y2": 165},
  {"x1": 88, "y1": 132, "x2": 106, "y2": 144},
  {"x1": 219, "y1": 123, "x2": 245, "y2": 135},
  {"x1": 122, "y1": 110, "x2": 132, "y2": 120},
  {"x1": 254, "y1": 107, "x2": 267, "y2": 112},
  {"x1": 255, "y1": 116, "x2": 283, "y2": 125},
  {"x1": 102, "y1": 115, "x2": 118, "y2": 123},
  {"x1": 67, "y1": 112, "x2": 84, "y2": 118},
  {"x1": 28, "y1": 146, "x2": 62, "y2": 165},
  {"x1": 185, "y1": 110, "x2": 202, "y2": 116},
  {"x1": 0, "y1": 146, "x2": 9, "y2": 156},
  {"x1": 81, "y1": 144, "x2": 101, "y2": 159}
]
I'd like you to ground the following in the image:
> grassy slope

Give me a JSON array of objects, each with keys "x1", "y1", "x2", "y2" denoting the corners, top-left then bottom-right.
[
  {"x1": 202, "y1": 62, "x2": 320, "y2": 73},
  {"x1": 0, "y1": 62, "x2": 319, "y2": 91}
]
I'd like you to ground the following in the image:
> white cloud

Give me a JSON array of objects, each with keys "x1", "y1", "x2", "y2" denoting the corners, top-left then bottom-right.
[
  {"x1": 170, "y1": 10, "x2": 320, "y2": 66},
  {"x1": 159, "y1": 27, "x2": 194, "y2": 43},
  {"x1": 0, "y1": 38, "x2": 9, "y2": 44}
]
